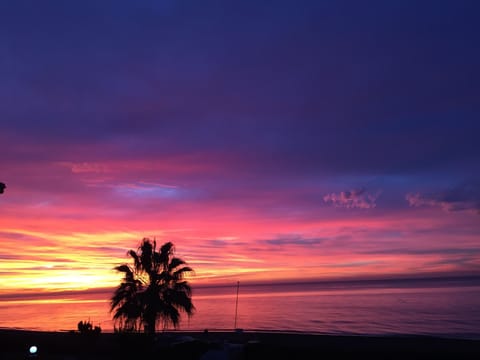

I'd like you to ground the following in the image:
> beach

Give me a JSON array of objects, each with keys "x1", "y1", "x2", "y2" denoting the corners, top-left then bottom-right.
[{"x1": 1, "y1": 329, "x2": 479, "y2": 360}]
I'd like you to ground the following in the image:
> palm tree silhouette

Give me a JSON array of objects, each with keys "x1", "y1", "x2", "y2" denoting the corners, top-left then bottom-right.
[
  {"x1": 111, "y1": 239, "x2": 195, "y2": 334},
  {"x1": 0, "y1": 182, "x2": 5, "y2": 194}
]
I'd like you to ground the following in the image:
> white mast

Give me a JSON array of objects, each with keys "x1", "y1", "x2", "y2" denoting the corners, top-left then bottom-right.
[{"x1": 234, "y1": 281, "x2": 240, "y2": 329}]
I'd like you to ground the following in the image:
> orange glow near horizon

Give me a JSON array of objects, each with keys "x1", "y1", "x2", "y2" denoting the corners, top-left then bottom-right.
[{"x1": 2, "y1": 178, "x2": 479, "y2": 297}]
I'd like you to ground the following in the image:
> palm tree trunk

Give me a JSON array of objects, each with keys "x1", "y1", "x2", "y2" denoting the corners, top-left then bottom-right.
[{"x1": 145, "y1": 317, "x2": 156, "y2": 335}]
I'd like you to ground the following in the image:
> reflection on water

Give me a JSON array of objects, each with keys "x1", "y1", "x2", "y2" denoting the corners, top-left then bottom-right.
[
  {"x1": 1, "y1": 278, "x2": 480, "y2": 339},
  {"x1": 0, "y1": 299, "x2": 111, "y2": 331}
]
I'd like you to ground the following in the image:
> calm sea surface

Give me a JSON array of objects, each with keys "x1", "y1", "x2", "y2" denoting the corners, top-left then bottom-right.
[{"x1": 1, "y1": 277, "x2": 479, "y2": 339}]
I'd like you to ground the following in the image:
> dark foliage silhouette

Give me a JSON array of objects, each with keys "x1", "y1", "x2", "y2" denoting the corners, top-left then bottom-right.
[
  {"x1": 111, "y1": 238, "x2": 195, "y2": 334},
  {"x1": 0, "y1": 182, "x2": 5, "y2": 194},
  {"x1": 77, "y1": 320, "x2": 101, "y2": 335}
]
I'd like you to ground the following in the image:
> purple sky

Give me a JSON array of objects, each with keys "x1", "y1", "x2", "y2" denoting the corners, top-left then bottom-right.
[{"x1": 1, "y1": 1, "x2": 480, "y2": 292}]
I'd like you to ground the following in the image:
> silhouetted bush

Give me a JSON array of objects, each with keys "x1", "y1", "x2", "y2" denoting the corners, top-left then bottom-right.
[{"x1": 77, "y1": 320, "x2": 101, "y2": 335}]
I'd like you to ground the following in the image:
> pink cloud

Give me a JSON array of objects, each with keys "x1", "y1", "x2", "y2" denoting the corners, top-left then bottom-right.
[
  {"x1": 406, "y1": 185, "x2": 480, "y2": 214},
  {"x1": 323, "y1": 188, "x2": 381, "y2": 209}
]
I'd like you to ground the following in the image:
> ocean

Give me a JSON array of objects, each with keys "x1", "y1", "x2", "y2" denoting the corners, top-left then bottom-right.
[{"x1": 1, "y1": 277, "x2": 479, "y2": 339}]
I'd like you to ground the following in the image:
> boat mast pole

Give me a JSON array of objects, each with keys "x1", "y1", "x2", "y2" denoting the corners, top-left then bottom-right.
[{"x1": 234, "y1": 281, "x2": 240, "y2": 329}]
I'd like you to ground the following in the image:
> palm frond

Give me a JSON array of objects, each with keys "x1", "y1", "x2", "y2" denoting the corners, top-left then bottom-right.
[
  {"x1": 159, "y1": 242, "x2": 174, "y2": 268},
  {"x1": 173, "y1": 266, "x2": 193, "y2": 280},
  {"x1": 174, "y1": 281, "x2": 192, "y2": 296},
  {"x1": 139, "y1": 239, "x2": 154, "y2": 273},
  {"x1": 168, "y1": 257, "x2": 186, "y2": 271},
  {"x1": 127, "y1": 250, "x2": 141, "y2": 271},
  {"x1": 114, "y1": 264, "x2": 131, "y2": 273},
  {"x1": 159, "y1": 304, "x2": 180, "y2": 329},
  {"x1": 168, "y1": 286, "x2": 195, "y2": 316}
]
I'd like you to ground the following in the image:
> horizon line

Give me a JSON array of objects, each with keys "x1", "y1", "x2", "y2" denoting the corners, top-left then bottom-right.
[{"x1": 1, "y1": 272, "x2": 479, "y2": 301}]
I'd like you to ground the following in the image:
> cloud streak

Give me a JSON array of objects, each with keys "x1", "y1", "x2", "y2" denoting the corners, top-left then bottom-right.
[{"x1": 406, "y1": 183, "x2": 480, "y2": 214}]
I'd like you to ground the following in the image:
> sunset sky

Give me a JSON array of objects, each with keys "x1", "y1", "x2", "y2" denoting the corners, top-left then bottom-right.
[{"x1": 1, "y1": 1, "x2": 480, "y2": 297}]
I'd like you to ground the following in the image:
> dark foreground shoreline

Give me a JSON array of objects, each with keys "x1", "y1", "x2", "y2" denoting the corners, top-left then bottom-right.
[{"x1": 1, "y1": 329, "x2": 479, "y2": 360}]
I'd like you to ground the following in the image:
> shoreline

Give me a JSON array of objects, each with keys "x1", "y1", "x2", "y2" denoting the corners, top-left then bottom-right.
[
  {"x1": 1, "y1": 328, "x2": 479, "y2": 359},
  {"x1": 2, "y1": 326, "x2": 479, "y2": 341}
]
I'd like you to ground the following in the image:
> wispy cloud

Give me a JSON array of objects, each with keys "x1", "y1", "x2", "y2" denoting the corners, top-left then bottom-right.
[
  {"x1": 360, "y1": 247, "x2": 480, "y2": 256},
  {"x1": 323, "y1": 188, "x2": 381, "y2": 209},
  {"x1": 406, "y1": 183, "x2": 480, "y2": 214},
  {"x1": 263, "y1": 235, "x2": 327, "y2": 246},
  {"x1": 112, "y1": 182, "x2": 181, "y2": 199}
]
